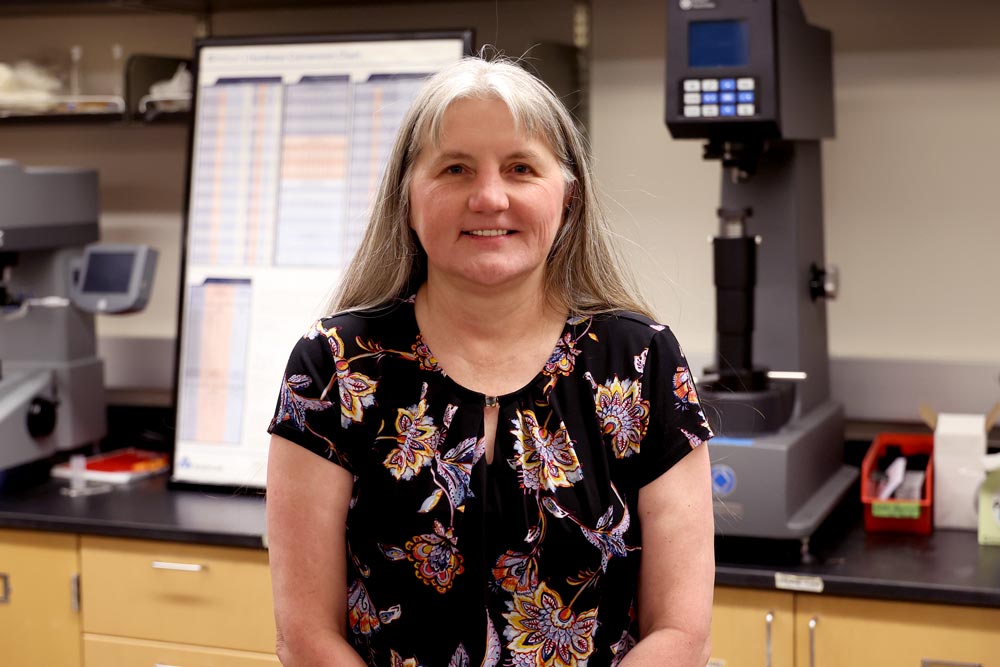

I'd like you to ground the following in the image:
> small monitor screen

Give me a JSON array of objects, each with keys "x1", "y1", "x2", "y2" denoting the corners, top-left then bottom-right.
[
  {"x1": 82, "y1": 252, "x2": 134, "y2": 293},
  {"x1": 689, "y1": 20, "x2": 750, "y2": 68}
]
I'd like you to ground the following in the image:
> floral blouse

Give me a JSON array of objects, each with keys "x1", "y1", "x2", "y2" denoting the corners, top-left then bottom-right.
[{"x1": 267, "y1": 297, "x2": 713, "y2": 667}]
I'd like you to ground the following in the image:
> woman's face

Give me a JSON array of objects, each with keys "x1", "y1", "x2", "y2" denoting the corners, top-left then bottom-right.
[{"x1": 408, "y1": 97, "x2": 569, "y2": 294}]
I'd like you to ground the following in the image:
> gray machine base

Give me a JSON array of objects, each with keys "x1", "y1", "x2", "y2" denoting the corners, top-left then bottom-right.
[
  {"x1": 709, "y1": 400, "x2": 857, "y2": 540},
  {"x1": 0, "y1": 359, "x2": 106, "y2": 470}
]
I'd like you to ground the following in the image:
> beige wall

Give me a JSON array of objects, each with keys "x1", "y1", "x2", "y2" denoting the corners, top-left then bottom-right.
[
  {"x1": 591, "y1": 0, "x2": 1000, "y2": 368},
  {"x1": 2, "y1": 1, "x2": 998, "y2": 402}
]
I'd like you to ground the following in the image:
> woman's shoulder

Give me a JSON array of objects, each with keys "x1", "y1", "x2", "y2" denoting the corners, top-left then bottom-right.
[
  {"x1": 582, "y1": 310, "x2": 674, "y2": 342},
  {"x1": 291, "y1": 299, "x2": 416, "y2": 362},
  {"x1": 571, "y1": 311, "x2": 692, "y2": 375},
  {"x1": 312, "y1": 298, "x2": 414, "y2": 336}
]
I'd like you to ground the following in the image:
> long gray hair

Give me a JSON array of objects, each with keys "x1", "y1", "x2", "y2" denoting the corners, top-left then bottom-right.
[{"x1": 329, "y1": 55, "x2": 653, "y2": 319}]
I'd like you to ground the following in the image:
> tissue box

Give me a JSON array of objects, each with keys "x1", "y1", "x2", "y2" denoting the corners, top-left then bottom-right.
[
  {"x1": 980, "y1": 454, "x2": 1000, "y2": 546},
  {"x1": 933, "y1": 413, "x2": 986, "y2": 530}
]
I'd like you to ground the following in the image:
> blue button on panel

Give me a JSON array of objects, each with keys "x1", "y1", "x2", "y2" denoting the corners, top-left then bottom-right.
[
  {"x1": 738, "y1": 91, "x2": 755, "y2": 103},
  {"x1": 702, "y1": 92, "x2": 719, "y2": 104},
  {"x1": 720, "y1": 78, "x2": 736, "y2": 91},
  {"x1": 720, "y1": 92, "x2": 736, "y2": 104},
  {"x1": 720, "y1": 104, "x2": 736, "y2": 116},
  {"x1": 711, "y1": 464, "x2": 737, "y2": 497}
]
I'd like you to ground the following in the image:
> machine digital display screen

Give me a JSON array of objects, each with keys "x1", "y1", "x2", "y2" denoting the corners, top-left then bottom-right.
[
  {"x1": 689, "y1": 20, "x2": 750, "y2": 68},
  {"x1": 82, "y1": 252, "x2": 134, "y2": 293}
]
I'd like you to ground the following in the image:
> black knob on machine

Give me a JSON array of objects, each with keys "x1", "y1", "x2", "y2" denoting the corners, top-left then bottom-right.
[{"x1": 27, "y1": 397, "x2": 58, "y2": 439}]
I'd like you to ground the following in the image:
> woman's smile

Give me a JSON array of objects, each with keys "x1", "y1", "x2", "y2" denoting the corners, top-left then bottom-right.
[{"x1": 463, "y1": 229, "x2": 515, "y2": 237}]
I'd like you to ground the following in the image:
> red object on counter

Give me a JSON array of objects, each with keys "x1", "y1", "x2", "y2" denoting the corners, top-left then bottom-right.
[
  {"x1": 51, "y1": 448, "x2": 169, "y2": 484},
  {"x1": 861, "y1": 433, "x2": 934, "y2": 535}
]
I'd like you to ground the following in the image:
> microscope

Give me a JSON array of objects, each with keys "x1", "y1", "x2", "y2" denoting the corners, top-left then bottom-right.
[
  {"x1": 0, "y1": 160, "x2": 157, "y2": 474},
  {"x1": 666, "y1": 0, "x2": 857, "y2": 550}
]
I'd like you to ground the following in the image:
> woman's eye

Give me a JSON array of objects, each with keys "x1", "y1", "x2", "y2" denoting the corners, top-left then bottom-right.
[
  {"x1": 511, "y1": 164, "x2": 532, "y2": 175},
  {"x1": 445, "y1": 165, "x2": 465, "y2": 175}
]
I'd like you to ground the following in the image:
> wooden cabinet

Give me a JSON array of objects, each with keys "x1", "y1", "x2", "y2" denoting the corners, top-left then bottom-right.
[
  {"x1": 5, "y1": 527, "x2": 1000, "y2": 667},
  {"x1": 80, "y1": 535, "x2": 279, "y2": 665},
  {"x1": 710, "y1": 587, "x2": 795, "y2": 667},
  {"x1": 0, "y1": 529, "x2": 82, "y2": 667},
  {"x1": 0, "y1": 530, "x2": 279, "y2": 666},
  {"x1": 84, "y1": 635, "x2": 280, "y2": 666},
  {"x1": 713, "y1": 586, "x2": 1000, "y2": 667},
  {"x1": 795, "y1": 595, "x2": 1000, "y2": 667}
]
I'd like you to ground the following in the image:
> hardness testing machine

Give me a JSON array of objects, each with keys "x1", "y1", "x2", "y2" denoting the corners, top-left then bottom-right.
[
  {"x1": 665, "y1": 0, "x2": 857, "y2": 549},
  {"x1": 0, "y1": 160, "x2": 156, "y2": 474}
]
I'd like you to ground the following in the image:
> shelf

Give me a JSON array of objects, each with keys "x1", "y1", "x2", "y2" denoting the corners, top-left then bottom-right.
[
  {"x1": 201, "y1": 0, "x2": 479, "y2": 9},
  {"x1": 0, "y1": 0, "x2": 488, "y2": 17},
  {"x1": 0, "y1": 111, "x2": 126, "y2": 125},
  {"x1": 0, "y1": 54, "x2": 194, "y2": 127},
  {"x1": 0, "y1": 0, "x2": 205, "y2": 16},
  {"x1": 0, "y1": 112, "x2": 190, "y2": 127}
]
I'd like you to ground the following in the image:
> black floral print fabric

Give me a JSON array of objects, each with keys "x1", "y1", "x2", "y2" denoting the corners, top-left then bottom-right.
[{"x1": 267, "y1": 297, "x2": 713, "y2": 667}]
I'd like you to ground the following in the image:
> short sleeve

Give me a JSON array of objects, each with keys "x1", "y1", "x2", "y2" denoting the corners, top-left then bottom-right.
[
  {"x1": 266, "y1": 323, "x2": 353, "y2": 472},
  {"x1": 633, "y1": 327, "x2": 713, "y2": 488}
]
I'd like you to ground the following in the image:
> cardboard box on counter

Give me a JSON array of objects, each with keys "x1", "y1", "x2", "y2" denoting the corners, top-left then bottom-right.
[{"x1": 919, "y1": 403, "x2": 999, "y2": 532}]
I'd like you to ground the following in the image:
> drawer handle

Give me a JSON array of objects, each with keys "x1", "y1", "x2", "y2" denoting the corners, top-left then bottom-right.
[
  {"x1": 71, "y1": 573, "x2": 80, "y2": 612},
  {"x1": 921, "y1": 662, "x2": 982, "y2": 667},
  {"x1": 808, "y1": 617, "x2": 818, "y2": 667},
  {"x1": 764, "y1": 610, "x2": 774, "y2": 667},
  {"x1": 0, "y1": 572, "x2": 10, "y2": 604},
  {"x1": 151, "y1": 561, "x2": 206, "y2": 572},
  {"x1": 155, "y1": 664, "x2": 184, "y2": 667}
]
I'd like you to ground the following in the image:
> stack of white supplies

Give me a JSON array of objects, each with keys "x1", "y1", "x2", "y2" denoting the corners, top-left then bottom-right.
[{"x1": 934, "y1": 413, "x2": 987, "y2": 530}]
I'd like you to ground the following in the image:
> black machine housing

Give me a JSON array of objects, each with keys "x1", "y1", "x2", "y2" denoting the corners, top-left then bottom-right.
[{"x1": 665, "y1": 0, "x2": 834, "y2": 143}]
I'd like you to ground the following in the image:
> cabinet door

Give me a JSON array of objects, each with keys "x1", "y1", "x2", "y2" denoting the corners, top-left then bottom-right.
[
  {"x1": 85, "y1": 634, "x2": 280, "y2": 666},
  {"x1": 0, "y1": 529, "x2": 82, "y2": 667},
  {"x1": 710, "y1": 586, "x2": 794, "y2": 667},
  {"x1": 795, "y1": 595, "x2": 1000, "y2": 667}
]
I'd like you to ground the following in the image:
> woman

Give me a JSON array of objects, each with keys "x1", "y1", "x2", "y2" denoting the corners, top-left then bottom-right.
[{"x1": 266, "y1": 56, "x2": 714, "y2": 667}]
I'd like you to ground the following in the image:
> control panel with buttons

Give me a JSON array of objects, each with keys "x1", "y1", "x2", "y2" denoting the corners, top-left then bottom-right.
[{"x1": 681, "y1": 77, "x2": 756, "y2": 119}]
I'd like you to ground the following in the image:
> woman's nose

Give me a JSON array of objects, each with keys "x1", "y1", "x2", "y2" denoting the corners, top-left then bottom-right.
[{"x1": 468, "y1": 172, "x2": 509, "y2": 213}]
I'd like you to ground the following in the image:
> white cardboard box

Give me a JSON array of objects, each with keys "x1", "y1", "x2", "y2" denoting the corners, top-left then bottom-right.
[{"x1": 924, "y1": 405, "x2": 1000, "y2": 531}]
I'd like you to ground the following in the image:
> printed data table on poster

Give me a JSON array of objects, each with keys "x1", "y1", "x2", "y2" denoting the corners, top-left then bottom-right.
[
  {"x1": 173, "y1": 34, "x2": 471, "y2": 489},
  {"x1": 178, "y1": 279, "x2": 252, "y2": 444}
]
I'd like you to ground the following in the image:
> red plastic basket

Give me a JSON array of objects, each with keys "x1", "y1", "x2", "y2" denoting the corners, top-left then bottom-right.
[{"x1": 861, "y1": 433, "x2": 934, "y2": 535}]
